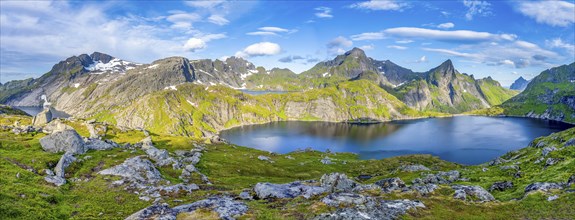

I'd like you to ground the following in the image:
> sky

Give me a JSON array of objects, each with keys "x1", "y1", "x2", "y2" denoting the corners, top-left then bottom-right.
[{"x1": 1, "y1": 0, "x2": 574, "y2": 86}]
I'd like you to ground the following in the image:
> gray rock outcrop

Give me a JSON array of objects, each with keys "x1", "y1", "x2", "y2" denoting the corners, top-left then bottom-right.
[
  {"x1": 374, "y1": 177, "x2": 407, "y2": 193},
  {"x1": 315, "y1": 193, "x2": 425, "y2": 220},
  {"x1": 85, "y1": 138, "x2": 119, "y2": 150},
  {"x1": 410, "y1": 184, "x2": 438, "y2": 195},
  {"x1": 320, "y1": 173, "x2": 358, "y2": 193},
  {"x1": 524, "y1": 182, "x2": 564, "y2": 193},
  {"x1": 399, "y1": 164, "x2": 430, "y2": 172},
  {"x1": 126, "y1": 196, "x2": 248, "y2": 220},
  {"x1": 139, "y1": 137, "x2": 176, "y2": 166},
  {"x1": 489, "y1": 181, "x2": 513, "y2": 192},
  {"x1": 54, "y1": 152, "x2": 76, "y2": 178},
  {"x1": 39, "y1": 129, "x2": 86, "y2": 154},
  {"x1": 452, "y1": 185, "x2": 495, "y2": 202},
  {"x1": 412, "y1": 170, "x2": 460, "y2": 185},
  {"x1": 98, "y1": 156, "x2": 163, "y2": 185},
  {"x1": 32, "y1": 108, "x2": 52, "y2": 126},
  {"x1": 254, "y1": 181, "x2": 326, "y2": 199}
]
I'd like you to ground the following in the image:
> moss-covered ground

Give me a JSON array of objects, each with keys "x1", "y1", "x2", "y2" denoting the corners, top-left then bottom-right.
[{"x1": 1, "y1": 115, "x2": 574, "y2": 219}]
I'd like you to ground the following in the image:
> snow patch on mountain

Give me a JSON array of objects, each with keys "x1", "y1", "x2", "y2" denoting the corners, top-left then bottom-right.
[{"x1": 84, "y1": 58, "x2": 135, "y2": 74}]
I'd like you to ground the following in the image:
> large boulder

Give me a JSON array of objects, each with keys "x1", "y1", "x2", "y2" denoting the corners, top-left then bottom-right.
[
  {"x1": 410, "y1": 184, "x2": 438, "y2": 195},
  {"x1": 42, "y1": 119, "x2": 74, "y2": 134},
  {"x1": 524, "y1": 182, "x2": 564, "y2": 193},
  {"x1": 54, "y1": 152, "x2": 76, "y2": 178},
  {"x1": 452, "y1": 185, "x2": 495, "y2": 202},
  {"x1": 412, "y1": 170, "x2": 460, "y2": 185},
  {"x1": 98, "y1": 156, "x2": 163, "y2": 185},
  {"x1": 254, "y1": 181, "x2": 326, "y2": 199},
  {"x1": 489, "y1": 181, "x2": 513, "y2": 192},
  {"x1": 399, "y1": 164, "x2": 430, "y2": 172},
  {"x1": 374, "y1": 177, "x2": 407, "y2": 193},
  {"x1": 39, "y1": 130, "x2": 86, "y2": 154},
  {"x1": 139, "y1": 137, "x2": 176, "y2": 166},
  {"x1": 32, "y1": 108, "x2": 52, "y2": 126},
  {"x1": 320, "y1": 173, "x2": 358, "y2": 193}
]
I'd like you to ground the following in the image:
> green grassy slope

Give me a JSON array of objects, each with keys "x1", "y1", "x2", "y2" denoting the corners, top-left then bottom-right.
[
  {"x1": 500, "y1": 63, "x2": 575, "y2": 123},
  {"x1": 1, "y1": 115, "x2": 574, "y2": 219},
  {"x1": 103, "y1": 80, "x2": 440, "y2": 137},
  {"x1": 477, "y1": 77, "x2": 519, "y2": 106}
]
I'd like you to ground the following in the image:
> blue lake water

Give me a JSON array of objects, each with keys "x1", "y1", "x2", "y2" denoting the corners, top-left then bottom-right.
[
  {"x1": 219, "y1": 116, "x2": 574, "y2": 165},
  {"x1": 14, "y1": 106, "x2": 71, "y2": 118}
]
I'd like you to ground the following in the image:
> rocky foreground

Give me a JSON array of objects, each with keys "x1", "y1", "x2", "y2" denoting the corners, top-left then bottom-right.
[{"x1": 1, "y1": 114, "x2": 575, "y2": 219}]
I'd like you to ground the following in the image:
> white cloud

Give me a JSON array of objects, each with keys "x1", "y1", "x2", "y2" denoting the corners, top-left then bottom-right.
[
  {"x1": 422, "y1": 39, "x2": 559, "y2": 69},
  {"x1": 463, "y1": 0, "x2": 492, "y2": 20},
  {"x1": 208, "y1": 15, "x2": 229, "y2": 25},
  {"x1": 350, "y1": 32, "x2": 385, "y2": 41},
  {"x1": 437, "y1": 22, "x2": 454, "y2": 29},
  {"x1": 546, "y1": 38, "x2": 575, "y2": 54},
  {"x1": 416, "y1": 56, "x2": 428, "y2": 63},
  {"x1": 383, "y1": 27, "x2": 516, "y2": 43},
  {"x1": 184, "y1": 0, "x2": 225, "y2": 8},
  {"x1": 184, "y1": 38, "x2": 207, "y2": 51},
  {"x1": 387, "y1": 45, "x2": 408, "y2": 50},
  {"x1": 423, "y1": 48, "x2": 480, "y2": 59},
  {"x1": 166, "y1": 11, "x2": 201, "y2": 29},
  {"x1": 328, "y1": 36, "x2": 353, "y2": 48},
  {"x1": 259, "y1": 27, "x2": 289, "y2": 32},
  {"x1": 315, "y1": 7, "x2": 333, "y2": 18},
  {"x1": 246, "y1": 31, "x2": 278, "y2": 36},
  {"x1": 360, "y1": 45, "x2": 375, "y2": 50},
  {"x1": 235, "y1": 42, "x2": 281, "y2": 58},
  {"x1": 326, "y1": 36, "x2": 353, "y2": 55},
  {"x1": 518, "y1": 1, "x2": 575, "y2": 27},
  {"x1": 246, "y1": 26, "x2": 296, "y2": 37},
  {"x1": 350, "y1": 0, "x2": 407, "y2": 11},
  {"x1": 183, "y1": 33, "x2": 227, "y2": 52},
  {"x1": 396, "y1": 40, "x2": 414, "y2": 44}
]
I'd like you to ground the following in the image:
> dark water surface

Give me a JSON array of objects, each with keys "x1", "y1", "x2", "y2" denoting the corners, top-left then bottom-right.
[
  {"x1": 220, "y1": 116, "x2": 573, "y2": 165},
  {"x1": 14, "y1": 106, "x2": 71, "y2": 118}
]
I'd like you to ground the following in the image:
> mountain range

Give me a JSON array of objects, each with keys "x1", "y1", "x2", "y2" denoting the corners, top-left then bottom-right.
[{"x1": 2, "y1": 48, "x2": 573, "y2": 136}]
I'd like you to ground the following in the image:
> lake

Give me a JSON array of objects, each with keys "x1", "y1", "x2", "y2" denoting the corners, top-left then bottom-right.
[
  {"x1": 219, "y1": 116, "x2": 574, "y2": 165},
  {"x1": 14, "y1": 106, "x2": 71, "y2": 118}
]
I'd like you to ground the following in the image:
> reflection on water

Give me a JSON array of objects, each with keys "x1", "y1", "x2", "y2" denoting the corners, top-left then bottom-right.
[
  {"x1": 14, "y1": 106, "x2": 71, "y2": 118},
  {"x1": 220, "y1": 116, "x2": 574, "y2": 165}
]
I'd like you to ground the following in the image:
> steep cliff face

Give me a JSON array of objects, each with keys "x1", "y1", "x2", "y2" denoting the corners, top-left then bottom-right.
[
  {"x1": 502, "y1": 62, "x2": 575, "y2": 123},
  {"x1": 392, "y1": 60, "x2": 516, "y2": 113}
]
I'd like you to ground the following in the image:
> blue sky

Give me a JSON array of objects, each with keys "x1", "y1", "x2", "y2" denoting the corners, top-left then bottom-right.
[{"x1": 1, "y1": 0, "x2": 574, "y2": 86}]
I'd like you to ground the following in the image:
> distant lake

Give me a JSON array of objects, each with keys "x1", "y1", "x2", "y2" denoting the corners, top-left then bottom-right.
[
  {"x1": 239, "y1": 90, "x2": 290, "y2": 95},
  {"x1": 14, "y1": 106, "x2": 71, "y2": 118},
  {"x1": 220, "y1": 116, "x2": 574, "y2": 165}
]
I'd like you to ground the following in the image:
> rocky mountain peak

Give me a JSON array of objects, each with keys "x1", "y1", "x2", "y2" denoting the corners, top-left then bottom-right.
[
  {"x1": 510, "y1": 76, "x2": 530, "y2": 91},
  {"x1": 90, "y1": 52, "x2": 114, "y2": 63},
  {"x1": 345, "y1": 47, "x2": 367, "y2": 58}
]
